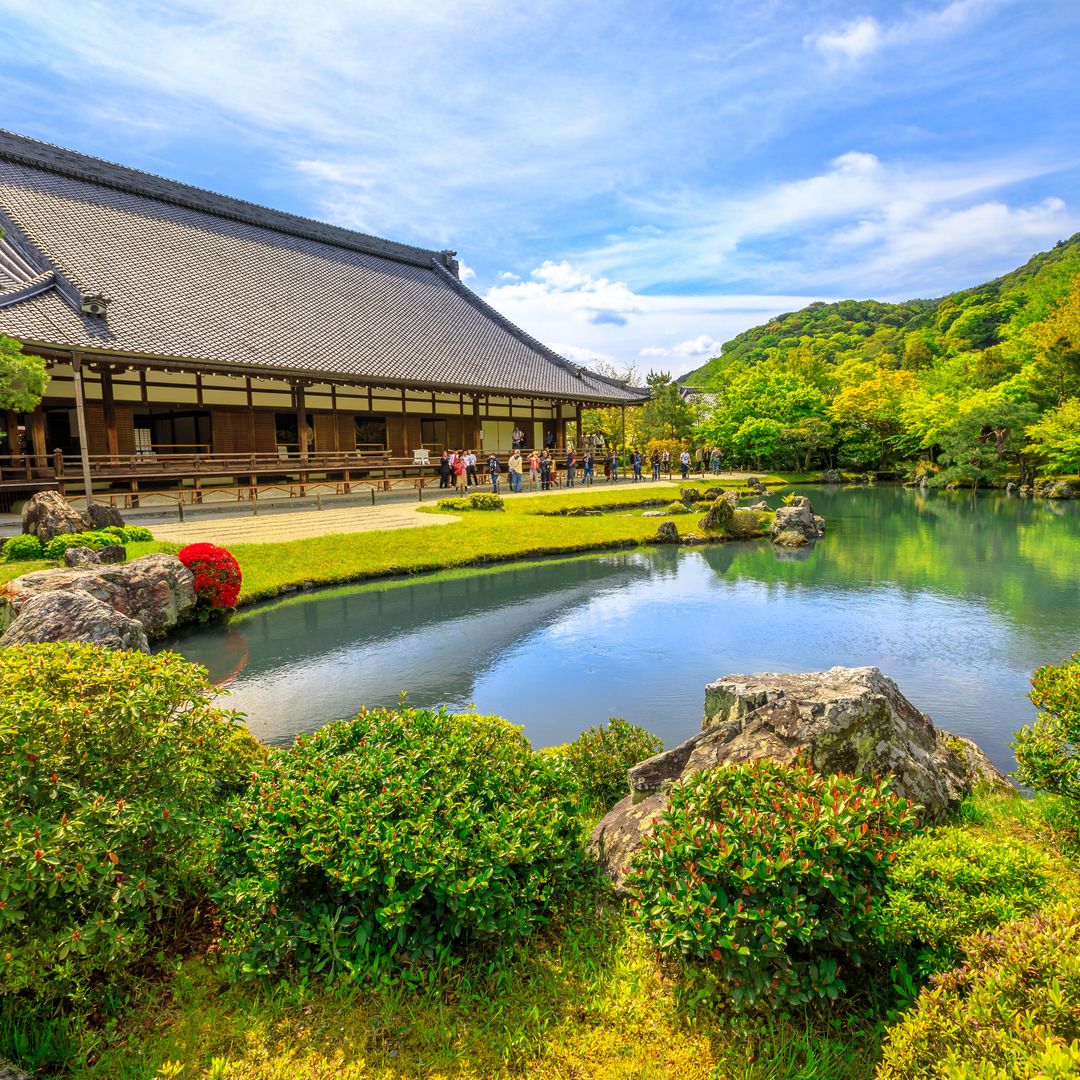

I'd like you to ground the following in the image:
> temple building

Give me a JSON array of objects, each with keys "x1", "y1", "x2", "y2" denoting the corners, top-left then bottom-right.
[{"x1": 0, "y1": 130, "x2": 645, "y2": 507}]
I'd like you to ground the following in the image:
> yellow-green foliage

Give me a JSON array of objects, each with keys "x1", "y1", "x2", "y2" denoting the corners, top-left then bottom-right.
[
  {"x1": 0, "y1": 643, "x2": 260, "y2": 1010},
  {"x1": 876, "y1": 902, "x2": 1080, "y2": 1080}
]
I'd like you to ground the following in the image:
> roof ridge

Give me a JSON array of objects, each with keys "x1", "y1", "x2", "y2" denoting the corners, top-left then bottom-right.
[
  {"x1": 0, "y1": 129, "x2": 445, "y2": 270},
  {"x1": 430, "y1": 259, "x2": 581, "y2": 375}
]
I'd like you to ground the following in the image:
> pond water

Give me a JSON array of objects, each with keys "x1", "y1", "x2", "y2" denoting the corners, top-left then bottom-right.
[{"x1": 167, "y1": 486, "x2": 1080, "y2": 772}]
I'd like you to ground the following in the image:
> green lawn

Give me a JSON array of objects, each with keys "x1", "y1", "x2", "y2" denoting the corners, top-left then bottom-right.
[{"x1": 1, "y1": 479, "x2": 791, "y2": 595}]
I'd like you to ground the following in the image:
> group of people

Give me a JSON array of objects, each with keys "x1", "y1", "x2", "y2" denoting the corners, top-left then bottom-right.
[{"x1": 437, "y1": 443, "x2": 725, "y2": 494}]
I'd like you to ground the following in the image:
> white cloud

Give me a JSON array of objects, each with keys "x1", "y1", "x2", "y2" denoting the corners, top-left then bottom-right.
[
  {"x1": 809, "y1": 0, "x2": 997, "y2": 68},
  {"x1": 576, "y1": 149, "x2": 1073, "y2": 295},
  {"x1": 483, "y1": 264, "x2": 824, "y2": 377},
  {"x1": 640, "y1": 335, "x2": 727, "y2": 360},
  {"x1": 813, "y1": 17, "x2": 883, "y2": 65}
]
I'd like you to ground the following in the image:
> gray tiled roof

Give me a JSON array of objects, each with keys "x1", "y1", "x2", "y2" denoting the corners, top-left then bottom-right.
[{"x1": 0, "y1": 131, "x2": 646, "y2": 405}]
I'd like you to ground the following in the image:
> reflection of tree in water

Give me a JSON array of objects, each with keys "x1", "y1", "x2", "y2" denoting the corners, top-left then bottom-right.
[{"x1": 702, "y1": 486, "x2": 1079, "y2": 630}]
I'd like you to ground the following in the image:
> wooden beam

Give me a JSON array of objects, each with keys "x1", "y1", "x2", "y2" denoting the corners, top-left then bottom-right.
[
  {"x1": 331, "y1": 385, "x2": 340, "y2": 452},
  {"x1": 575, "y1": 403, "x2": 582, "y2": 449}
]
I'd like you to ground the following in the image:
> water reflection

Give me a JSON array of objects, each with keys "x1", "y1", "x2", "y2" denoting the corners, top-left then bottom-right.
[{"x1": 168, "y1": 487, "x2": 1079, "y2": 772}]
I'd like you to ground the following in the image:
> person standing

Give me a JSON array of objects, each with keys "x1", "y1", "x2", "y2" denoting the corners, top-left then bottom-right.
[
  {"x1": 566, "y1": 445, "x2": 577, "y2": 487},
  {"x1": 488, "y1": 452, "x2": 501, "y2": 493},
  {"x1": 512, "y1": 425, "x2": 525, "y2": 450},
  {"x1": 439, "y1": 449, "x2": 451, "y2": 489},
  {"x1": 583, "y1": 449, "x2": 594, "y2": 486},
  {"x1": 680, "y1": 448, "x2": 691, "y2": 479},
  {"x1": 609, "y1": 448, "x2": 618, "y2": 482},
  {"x1": 661, "y1": 449, "x2": 670, "y2": 477},
  {"x1": 540, "y1": 449, "x2": 552, "y2": 491},
  {"x1": 453, "y1": 452, "x2": 467, "y2": 494},
  {"x1": 466, "y1": 448, "x2": 478, "y2": 487},
  {"x1": 508, "y1": 448, "x2": 523, "y2": 493},
  {"x1": 651, "y1": 449, "x2": 661, "y2": 481},
  {"x1": 528, "y1": 449, "x2": 540, "y2": 491}
]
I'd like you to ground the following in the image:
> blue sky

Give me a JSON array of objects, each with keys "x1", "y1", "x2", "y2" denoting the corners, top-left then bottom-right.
[{"x1": 2, "y1": 0, "x2": 1078, "y2": 375}]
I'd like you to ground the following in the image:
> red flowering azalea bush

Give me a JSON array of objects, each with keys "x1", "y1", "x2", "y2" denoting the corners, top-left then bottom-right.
[{"x1": 178, "y1": 542, "x2": 242, "y2": 613}]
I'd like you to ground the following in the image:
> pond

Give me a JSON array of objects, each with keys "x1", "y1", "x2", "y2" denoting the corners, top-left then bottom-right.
[{"x1": 167, "y1": 486, "x2": 1080, "y2": 773}]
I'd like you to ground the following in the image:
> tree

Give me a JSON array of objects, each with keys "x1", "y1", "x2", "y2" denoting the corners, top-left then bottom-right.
[
  {"x1": 1028, "y1": 274, "x2": 1080, "y2": 405},
  {"x1": 933, "y1": 393, "x2": 1037, "y2": 490},
  {"x1": 1013, "y1": 652, "x2": 1080, "y2": 802},
  {"x1": 636, "y1": 371, "x2": 694, "y2": 443},
  {"x1": 1025, "y1": 398, "x2": 1080, "y2": 475},
  {"x1": 580, "y1": 360, "x2": 642, "y2": 447},
  {"x1": 0, "y1": 334, "x2": 47, "y2": 414},
  {"x1": 828, "y1": 369, "x2": 918, "y2": 469}
]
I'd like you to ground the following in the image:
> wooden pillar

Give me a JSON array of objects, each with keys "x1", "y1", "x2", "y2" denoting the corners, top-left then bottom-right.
[
  {"x1": 71, "y1": 355, "x2": 95, "y2": 507},
  {"x1": 245, "y1": 377, "x2": 257, "y2": 454},
  {"x1": 31, "y1": 407, "x2": 46, "y2": 467},
  {"x1": 472, "y1": 394, "x2": 482, "y2": 451},
  {"x1": 331, "y1": 385, "x2": 340, "y2": 452},
  {"x1": 575, "y1": 403, "x2": 582, "y2": 449},
  {"x1": 101, "y1": 366, "x2": 119, "y2": 462},
  {"x1": 295, "y1": 383, "x2": 308, "y2": 463},
  {"x1": 4, "y1": 411, "x2": 17, "y2": 457}
]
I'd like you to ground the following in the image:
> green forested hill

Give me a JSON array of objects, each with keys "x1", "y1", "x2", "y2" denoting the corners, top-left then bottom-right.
[
  {"x1": 683, "y1": 233, "x2": 1080, "y2": 484},
  {"x1": 683, "y1": 233, "x2": 1080, "y2": 385}
]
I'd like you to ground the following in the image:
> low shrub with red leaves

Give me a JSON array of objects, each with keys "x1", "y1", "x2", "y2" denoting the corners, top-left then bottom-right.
[
  {"x1": 627, "y1": 757, "x2": 918, "y2": 1009},
  {"x1": 178, "y1": 542, "x2": 242, "y2": 612}
]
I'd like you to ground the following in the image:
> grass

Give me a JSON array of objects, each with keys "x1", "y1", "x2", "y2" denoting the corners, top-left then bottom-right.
[
  {"x1": 217, "y1": 482, "x2": 773, "y2": 603},
  {"x1": 0, "y1": 482, "x2": 779, "y2": 597},
  {"x1": 47, "y1": 786, "x2": 1076, "y2": 1079},
  {"x1": 70, "y1": 882, "x2": 883, "y2": 1080}
]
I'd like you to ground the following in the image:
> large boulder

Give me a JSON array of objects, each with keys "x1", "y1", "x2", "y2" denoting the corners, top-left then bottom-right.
[
  {"x1": 770, "y1": 495, "x2": 824, "y2": 544},
  {"x1": 1044, "y1": 481, "x2": 1074, "y2": 500},
  {"x1": 21, "y1": 490, "x2": 90, "y2": 544},
  {"x1": 85, "y1": 502, "x2": 126, "y2": 530},
  {"x1": 63, "y1": 546, "x2": 102, "y2": 569},
  {"x1": 1, "y1": 554, "x2": 196, "y2": 643},
  {"x1": 589, "y1": 666, "x2": 1007, "y2": 893},
  {"x1": 699, "y1": 499, "x2": 734, "y2": 533},
  {"x1": 652, "y1": 521, "x2": 680, "y2": 544},
  {"x1": 0, "y1": 590, "x2": 149, "y2": 652}
]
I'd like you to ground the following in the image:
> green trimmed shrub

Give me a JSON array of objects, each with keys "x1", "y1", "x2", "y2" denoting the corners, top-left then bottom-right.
[
  {"x1": 880, "y1": 827, "x2": 1057, "y2": 978},
  {"x1": 121, "y1": 525, "x2": 153, "y2": 542},
  {"x1": 1, "y1": 534, "x2": 44, "y2": 562},
  {"x1": 215, "y1": 707, "x2": 585, "y2": 983},
  {"x1": 41, "y1": 530, "x2": 123, "y2": 561},
  {"x1": 628, "y1": 759, "x2": 917, "y2": 1009},
  {"x1": 0, "y1": 644, "x2": 259, "y2": 1010},
  {"x1": 1013, "y1": 651, "x2": 1080, "y2": 803},
  {"x1": 665, "y1": 501, "x2": 691, "y2": 515},
  {"x1": 546, "y1": 717, "x2": 663, "y2": 810},
  {"x1": 876, "y1": 904, "x2": 1080, "y2": 1079},
  {"x1": 731, "y1": 508, "x2": 772, "y2": 538},
  {"x1": 436, "y1": 492, "x2": 505, "y2": 511}
]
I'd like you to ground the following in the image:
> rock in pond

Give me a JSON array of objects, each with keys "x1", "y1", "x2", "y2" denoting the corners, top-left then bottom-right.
[
  {"x1": 1, "y1": 554, "x2": 196, "y2": 644},
  {"x1": 589, "y1": 665, "x2": 1007, "y2": 893},
  {"x1": 21, "y1": 490, "x2": 90, "y2": 544},
  {"x1": 770, "y1": 495, "x2": 824, "y2": 545},
  {"x1": 0, "y1": 590, "x2": 149, "y2": 651}
]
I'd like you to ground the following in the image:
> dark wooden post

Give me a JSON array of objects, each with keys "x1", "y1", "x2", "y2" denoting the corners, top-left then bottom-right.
[
  {"x1": 71, "y1": 355, "x2": 95, "y2": 508},
  {"x1": 30, "y1": 407, "x2": 46, "y2": 468},
  {"x1": 101, "y1": 366, "x2": 119, "y2": 462},
  {"x1": 4, "y1": 411, "x2": 18, "y2": 458},
  {"x1": 575, "y1": 403, "x2": 583, "y2": 448},
  {"x1": 472, "y1": 394, "x2": 482, "y2": 451},
  {"x1": 295, "y1": 382, "x2": 308, "y2": 463}
]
